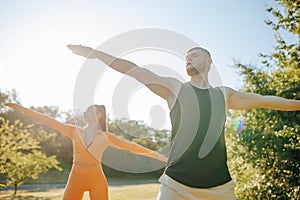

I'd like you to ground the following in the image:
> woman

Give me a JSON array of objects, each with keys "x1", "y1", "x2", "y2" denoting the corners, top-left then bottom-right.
[{"x1": 5, "y1": 103, "x2": 167, "y2": 200}]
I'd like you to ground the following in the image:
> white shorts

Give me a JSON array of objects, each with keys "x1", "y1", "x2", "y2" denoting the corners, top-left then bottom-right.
[{"x1": 156, "y1": 174, "x2": 236, "y2": 200}]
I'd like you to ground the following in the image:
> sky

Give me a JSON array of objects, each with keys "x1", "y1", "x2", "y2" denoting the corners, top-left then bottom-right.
[{"x1": 0, "y1": 0, "x2": 278, "y2": 130}]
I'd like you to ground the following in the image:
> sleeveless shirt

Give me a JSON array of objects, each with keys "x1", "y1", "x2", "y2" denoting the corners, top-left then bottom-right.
[{"x1": 165, "y1": 82, "x2": 232, "y2": 188}]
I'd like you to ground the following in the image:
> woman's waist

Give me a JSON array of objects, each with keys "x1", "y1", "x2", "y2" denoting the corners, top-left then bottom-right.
[
  {"x1": 71, "y1": 162, "x2": 104, "y2": 176},
  {"x1": 73, "y1": 151, "x2": 99, "y2": 163},
  {"x1": 72, "y1": 161, "x2": 99, "y2": 166},
  {"x1": 72, "y1": 156, "x2": 99, "y2": 164}
]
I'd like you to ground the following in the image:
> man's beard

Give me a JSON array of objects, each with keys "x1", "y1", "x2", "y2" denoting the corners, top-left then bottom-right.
[{"x1": 186, "y1": 66, "x2": 200, "y2": 76}]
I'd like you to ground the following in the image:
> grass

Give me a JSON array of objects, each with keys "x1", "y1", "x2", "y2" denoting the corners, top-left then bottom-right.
[
  {"x1": 109, "y1": 183, "x2": 160, "y2": 200},
  {"x1": 22, "y1": 167, "x2": 162, "y2": 184},
  {"x1": 23, "y1": 169, "x2": 70, "y2": 184},
  {"x1": 0, "y1": 183, "x2": 161, "y2": 200}
]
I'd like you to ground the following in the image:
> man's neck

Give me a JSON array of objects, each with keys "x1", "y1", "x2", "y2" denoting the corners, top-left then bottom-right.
[{"x1": 190, "y1": 75, "x2": 211, "y2": 89}]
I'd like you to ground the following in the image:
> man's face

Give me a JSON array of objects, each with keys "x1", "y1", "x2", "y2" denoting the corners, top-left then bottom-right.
[{"x1": 186, "y1": 49, "x2": 211, "y2": 76}]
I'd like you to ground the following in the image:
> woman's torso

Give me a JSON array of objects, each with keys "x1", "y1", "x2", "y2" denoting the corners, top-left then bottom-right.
[{"x1": 71, "y1": 128, "x2": 110, "y2": 165}]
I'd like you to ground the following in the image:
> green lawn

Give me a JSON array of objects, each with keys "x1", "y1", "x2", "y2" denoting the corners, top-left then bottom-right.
[
  {"x1": 109, "y1": 183, "x2": 160, "y2": 200},
  {"x1": 0, "y1": 183, "x2": 161, "y2": 200}
]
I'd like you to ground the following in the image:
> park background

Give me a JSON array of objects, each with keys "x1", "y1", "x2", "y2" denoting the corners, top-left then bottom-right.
[{"x1": 0, "y1": 0, "x2": 299, "y2": 199}]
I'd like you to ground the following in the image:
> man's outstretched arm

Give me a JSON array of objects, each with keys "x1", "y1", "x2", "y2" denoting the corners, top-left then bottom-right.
[
  {"x1": 67, "y1": 44, "x2": 182, "y2": 106},
  {"x1": 225, "y1": 87, "x2": 300, "y2": 111}
]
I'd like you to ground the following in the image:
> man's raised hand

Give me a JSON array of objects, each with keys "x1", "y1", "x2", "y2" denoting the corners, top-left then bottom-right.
[{"x1": 67, "y1": 44, "x2": 98, "y2": 59}]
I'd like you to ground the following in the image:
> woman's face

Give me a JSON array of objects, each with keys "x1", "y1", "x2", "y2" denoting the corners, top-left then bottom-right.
[{"x1": 83, "y1": 106, "x2": 102, "y2": 122}]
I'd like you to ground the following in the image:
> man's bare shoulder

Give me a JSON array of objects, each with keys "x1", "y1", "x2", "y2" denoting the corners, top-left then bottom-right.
[{"x1": 218, "y1": 86, "x2": 234, "y2": 96}]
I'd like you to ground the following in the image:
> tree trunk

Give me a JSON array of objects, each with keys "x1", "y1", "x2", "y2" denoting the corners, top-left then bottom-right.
[{"x1": 13, "y1": 184, "x2": 17, "y2": 196}]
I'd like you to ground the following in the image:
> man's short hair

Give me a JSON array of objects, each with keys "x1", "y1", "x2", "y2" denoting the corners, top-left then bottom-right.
[{"x1": 187, "y1": 47, "x2": 211, "y2": 58}]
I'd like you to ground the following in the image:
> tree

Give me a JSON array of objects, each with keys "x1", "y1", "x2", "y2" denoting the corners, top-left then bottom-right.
[
  {"x1": 4, "y1": 105, "x2": 73, "y2": 166},
  {"x1": 0, "y1": 89, "x2": 19, "y2": 114},
  {"x1": 109, "y1": 118, "x2": 170, "y2": 150},
  {"x1": 0, "y1": 117, "x2": 62, "y2": 195},
  {"x1": 26, "y1": 106, "x2": 73, "y2": 164},
  {"x1": 231, "y1": 0, "x2": 300, "y2": 199}
]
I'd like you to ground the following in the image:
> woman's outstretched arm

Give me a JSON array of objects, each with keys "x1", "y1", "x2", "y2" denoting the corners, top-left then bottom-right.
[
  {"x1": 104, "y1": 132, "x2": 167, "y2": 163},
  {"x1": 5, "y1": 103, "x2": 75, "y2": 138}
]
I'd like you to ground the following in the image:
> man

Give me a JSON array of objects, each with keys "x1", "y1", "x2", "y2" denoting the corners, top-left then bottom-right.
[{"x1": 67, "y1": 44, "x2": 300, "y2": 199}]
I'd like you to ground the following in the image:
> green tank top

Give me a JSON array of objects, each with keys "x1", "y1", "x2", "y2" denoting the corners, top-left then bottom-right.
[{"x1": 165, "y1": 82, "x2": 232, "y2": 188}]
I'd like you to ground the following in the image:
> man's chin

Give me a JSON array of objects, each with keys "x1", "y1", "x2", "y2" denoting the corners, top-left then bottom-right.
[{"x1": 186, "y1": 66, "x2": 199, "y2": 76}]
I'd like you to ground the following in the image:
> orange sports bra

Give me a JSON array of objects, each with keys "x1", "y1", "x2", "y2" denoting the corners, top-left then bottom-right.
[{"x1": 71, "y1": 128, "x2": 111, "y2": 165}]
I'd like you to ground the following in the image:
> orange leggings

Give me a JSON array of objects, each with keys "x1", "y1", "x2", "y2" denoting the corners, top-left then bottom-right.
[{"x1": 63, "y1": 164, "x2": 108, "y2": 200}]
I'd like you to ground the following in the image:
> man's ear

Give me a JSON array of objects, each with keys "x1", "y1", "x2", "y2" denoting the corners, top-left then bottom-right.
[{"x1": 208, "y1": 58, "x2": 212, "y2": 65}]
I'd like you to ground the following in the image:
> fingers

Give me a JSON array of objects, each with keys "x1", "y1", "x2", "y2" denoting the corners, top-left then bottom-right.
[
  {"x1": 163, "y1": 156, "x2": 168, "y2": 163},
  {"x1": 4, "y1": 103, "x2": 15, "y2": 107},
  {"x1": 67, "y1": 44, "x2": 95, "y2": 58},
  {"x1": 67, "y1": 45, "x2": 83, "y2": 55},
  {"x1": 67, "y1": 44, "x2": 91, "y2": 53},
  {"x1": 67, "y1": 44, "x2": 81, "y2": 50}
]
